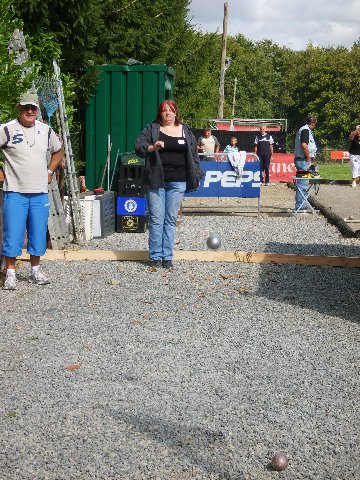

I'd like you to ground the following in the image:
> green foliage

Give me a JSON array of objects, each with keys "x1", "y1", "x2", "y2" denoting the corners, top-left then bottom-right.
[
  {"x1": 26, "y1": 32, "x2": 62, "y2": 76},
  {"x1": 0, "y1": 1, "x2": 63, "y2": 123},
  {"x1": 281, "y1": 43, "x2": 360, "y2": 149},
  {"x1": 0, "y1": 0, "x2": 34, "y2": 122},
  {"x1": 223, "y1": 36, "x2": 280, "y2": 118},
  {"x1": 173, "y1": 32, "x2": 221, "y2": 120},
  {"x1": 13, "y1": 0, "x2": 101, "y2": 106},
  {"x1": 94, "y1": 0, "x2": 191, "y2": 64},
  {"x1": 7, "y1": 0, "x2": 360, "y2": 160},
  {"x1": 13, "y1": 0, "x2": 99, "y2": 71}
]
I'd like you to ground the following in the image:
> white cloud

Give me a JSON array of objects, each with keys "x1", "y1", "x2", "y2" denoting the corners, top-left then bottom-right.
[{"x1": 188, "y1": 0, "x2": 360, "y2": 50}]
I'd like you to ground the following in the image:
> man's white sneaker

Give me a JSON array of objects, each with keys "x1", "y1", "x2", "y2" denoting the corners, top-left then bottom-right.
[
  {"x1": 3, "y1": 273, "x2": 17, "y2": 290},
  {"x1": 29, "y1": 269, "x2": 50, "y2": 285},
  {"x1": 351, "y1": 181, "x2": 357, "y2": 188}
]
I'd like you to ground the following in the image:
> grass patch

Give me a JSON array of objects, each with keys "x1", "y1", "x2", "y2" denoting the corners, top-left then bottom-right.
[{"x1": 316, "y1": 162, "x2": 351, "y2": 181}]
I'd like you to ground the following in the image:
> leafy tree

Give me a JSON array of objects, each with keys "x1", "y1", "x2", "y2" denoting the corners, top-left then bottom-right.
[
  {"x1": 11, "y1": 0, "x2": 360, "y2": 154},
  {"x1": 0, "y1": 0, "x2": 35, "y2": 122},
  {"x1": 95, "y1": 0, "x2": 190, "y2": 64},
  {"x1": 0, "y1": 0, "x2": 63, "y2": 123},
  {"x1": 173, "y1": 32, "x2": 221, "y2": 121},
  {"x1": 13, "y1": 0, "x2": 100, "y2": 72},
  {"x1": 224, "y1": 36, "x2": 278, "y2": 118},
  {"x1": 282, "y1": 44, "x2": 360, "y2": 149}
]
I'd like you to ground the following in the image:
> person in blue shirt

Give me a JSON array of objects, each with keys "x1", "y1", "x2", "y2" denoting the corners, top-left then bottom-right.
[{"x1": 223, "y1": 136, "x2": 239, "y2": 154}]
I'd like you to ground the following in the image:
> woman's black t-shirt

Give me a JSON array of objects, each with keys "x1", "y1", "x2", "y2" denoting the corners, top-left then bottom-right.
[
  {"x1": 158, "y1": 128, "x2": 187, "y2": 182},
  {"x1": 349, "y1": 135, "x2": 360, "y2": 155}
]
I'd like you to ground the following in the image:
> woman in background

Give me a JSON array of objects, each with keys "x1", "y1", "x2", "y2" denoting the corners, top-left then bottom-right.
[
  {"x1": 135, "y1": 100, "x2": 204, "y2": 269},
  {"x1": 349, "y1": 125, "x2": 360, "y2": 187}
]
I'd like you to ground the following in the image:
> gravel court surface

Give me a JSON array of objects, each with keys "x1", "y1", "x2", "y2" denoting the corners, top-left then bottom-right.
[{"x1": 1, "y1": 193, "x2": 360, "y2": 479}]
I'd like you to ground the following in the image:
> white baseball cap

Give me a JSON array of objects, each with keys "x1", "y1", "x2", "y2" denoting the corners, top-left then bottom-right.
[{"x1": 19, "y1": 91, "x2": 39, "y2": 108}]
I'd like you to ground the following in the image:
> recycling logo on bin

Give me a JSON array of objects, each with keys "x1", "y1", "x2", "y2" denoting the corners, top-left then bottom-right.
[
  {"x1": 124, "y1": 199, "x2": 138, "y2": 213},
  {"x1": 117, "y1": 196, "x2": 147, "y2": 216}
]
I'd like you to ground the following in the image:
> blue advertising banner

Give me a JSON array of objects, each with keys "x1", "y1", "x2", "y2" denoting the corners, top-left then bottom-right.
[{"x1": 186, "y1": 161, "x2": 261, "y2": 198}]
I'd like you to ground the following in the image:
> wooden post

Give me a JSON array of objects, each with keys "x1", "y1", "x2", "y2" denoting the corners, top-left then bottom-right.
[
  {"x1": 231, "y1": 77, "x2": 237, "y2": 118},
  {"x1": 218, "y1": 2, "x2": 228, "y2": 119}
]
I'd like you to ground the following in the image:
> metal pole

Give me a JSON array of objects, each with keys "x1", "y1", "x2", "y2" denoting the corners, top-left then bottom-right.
[
  {"x1": 217, "y1": 2, "x2": 228, "y2": 119},
  {"x1": 107, "y1": 134, "x2": 111, "y2": 191}
]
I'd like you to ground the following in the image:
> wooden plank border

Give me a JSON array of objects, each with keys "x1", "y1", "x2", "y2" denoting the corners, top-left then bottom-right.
[{"x1": 19, "y1": 249, "x2": 360, "y2": 268}]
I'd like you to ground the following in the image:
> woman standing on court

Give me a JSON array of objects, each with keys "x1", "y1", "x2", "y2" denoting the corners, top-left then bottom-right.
[
  {"x1": 348, "y1": 125, "x2": 360, "y2": 187},
  {"x1": 135, "y1": 100, "x2": 204, "y2": 269}
]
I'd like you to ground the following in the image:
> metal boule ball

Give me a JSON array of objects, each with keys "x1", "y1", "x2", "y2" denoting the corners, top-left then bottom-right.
[
  {"x1": 271, "y1": 452, "x2": 288, "y2": 471},
  {"x1": 207, "y1": 234, "x2": 221, "y2": 250}
]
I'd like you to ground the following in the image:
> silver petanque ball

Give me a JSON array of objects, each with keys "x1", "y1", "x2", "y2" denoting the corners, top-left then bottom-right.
[{"x1": 207, "y1": 234, "x2": 222, "y2": 250}]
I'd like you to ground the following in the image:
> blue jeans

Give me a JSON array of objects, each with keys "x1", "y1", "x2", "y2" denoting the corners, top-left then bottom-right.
[
  {"x1": 146, "y1": 182, "x2": 186, "y2": 261},
  {"x1": 294, "y1": 158, "x2": 310, "y2": 210},
  {"x1": 2, "y1": 192, "x2": 49, "y2": 257}
]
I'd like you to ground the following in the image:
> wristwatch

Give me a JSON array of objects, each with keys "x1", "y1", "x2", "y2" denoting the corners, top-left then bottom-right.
[{"x1": 47, "y1": 169, "x2": 54, "y2": 176}]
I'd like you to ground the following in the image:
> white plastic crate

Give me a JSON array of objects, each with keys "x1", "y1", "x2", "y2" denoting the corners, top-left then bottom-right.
[{"x1": 80, "y1": 195, "x2": 96, "y2": 241}]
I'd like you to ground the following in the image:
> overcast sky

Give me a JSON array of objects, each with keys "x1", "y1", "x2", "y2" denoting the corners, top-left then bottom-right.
[{"x1": 188, "y1": 0, "x2": 359, "y2": 50}]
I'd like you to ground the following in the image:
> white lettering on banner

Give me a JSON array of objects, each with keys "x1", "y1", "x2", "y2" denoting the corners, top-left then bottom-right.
[
  {"x1": 271, "y1": 163, "x2": 296, "y2": 174},
  {"x1": 203, "y1": 171, "x2": 222, "y2": 187},
  {"x1": 222, "y1": 171, "x2": 237, "y2": 187},
  {"x1": 203, "y1": 170, "x2": 261, "y2": 188}
]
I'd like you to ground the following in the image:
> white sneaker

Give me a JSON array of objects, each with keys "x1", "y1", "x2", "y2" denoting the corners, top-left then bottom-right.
[
  {"x1": 3, "y1": 273, "x2": 17, "y2": 290},
  {"x1": 29, "y1": 269, "x2": 50, "y2": 285},
  {"x1": 351, "y1": 181, "x2": 357, "y2": 188},
  {"x1": 293, "y1": 208, "x2": 312, "y2": 214}
]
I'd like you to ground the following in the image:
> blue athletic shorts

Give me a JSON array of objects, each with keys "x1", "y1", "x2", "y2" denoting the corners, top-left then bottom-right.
[{"x1": 2, "y1": 192, "x2": 49, "y2": 257}]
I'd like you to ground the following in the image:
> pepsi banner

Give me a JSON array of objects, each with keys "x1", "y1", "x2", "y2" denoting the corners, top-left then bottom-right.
[{"x1": 186, "y1": 161, "x2": 260, "y2": 198}]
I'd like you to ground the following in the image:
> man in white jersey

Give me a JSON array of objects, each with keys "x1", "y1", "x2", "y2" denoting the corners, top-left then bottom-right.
[{"x1": 0, "y1": 91, "x2": 63, "y2": 290}]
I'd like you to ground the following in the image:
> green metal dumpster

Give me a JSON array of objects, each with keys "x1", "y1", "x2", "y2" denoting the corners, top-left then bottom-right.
[{"x1": 85, "y1": 64, "x2": 175, "y2": 190}]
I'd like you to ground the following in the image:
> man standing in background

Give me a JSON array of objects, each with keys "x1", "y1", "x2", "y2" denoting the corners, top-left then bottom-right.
[
  {"x1": 293, "y1": 115, "x2": 318, "y2": 212},
  {"x1": 197, "y1": 128, "x2": 220, "y2": 160},
  {"x1": 254, "y1": 125, "x2": 274, "y2": 186}
]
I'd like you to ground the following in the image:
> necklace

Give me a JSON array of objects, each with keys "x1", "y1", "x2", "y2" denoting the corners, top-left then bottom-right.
[{"x1": 20, "y1": 124, "x2": 36, "y2": 147}]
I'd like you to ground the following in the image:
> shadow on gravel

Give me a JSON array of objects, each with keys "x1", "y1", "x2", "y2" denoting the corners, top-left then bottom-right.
[
  {"x1": 257, "y1": 243, "x2": 360, "y2": 324},
  {"x1": 111, "y1": 411, "x2": 246, "y2": 478}
]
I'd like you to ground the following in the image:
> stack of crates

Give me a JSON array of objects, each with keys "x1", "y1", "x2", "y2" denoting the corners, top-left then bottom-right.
[{"x1": 116, "y1": 153, "x2": 148, "y2": 233}]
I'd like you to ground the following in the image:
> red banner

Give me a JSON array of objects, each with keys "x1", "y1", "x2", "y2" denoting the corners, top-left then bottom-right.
[
  {"x1": 245, "y1": 153, "x2": 295, "y2": 182},
  {"x1": 269, "y1": 153, "x2": 295, "y2": 182}
]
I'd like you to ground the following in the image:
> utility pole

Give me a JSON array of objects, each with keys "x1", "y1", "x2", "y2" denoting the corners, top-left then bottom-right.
[
  {"x1": 231, "y1": 77, "x2": 237, "y2": 118},
  {"x1": 217, "y1": 2, "x2": 228, "y2": 119}
]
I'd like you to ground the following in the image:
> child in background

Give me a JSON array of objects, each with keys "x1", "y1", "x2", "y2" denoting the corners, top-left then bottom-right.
[
  {"x1": 222, "y1": 136, "x2": 246, "y2": 177},
  {"x1": 222, "y1": 136, "x2": 239, "y2": 162},
  {"x1": 223, "y1": 136, "x2": 239, "y2": 153}
]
